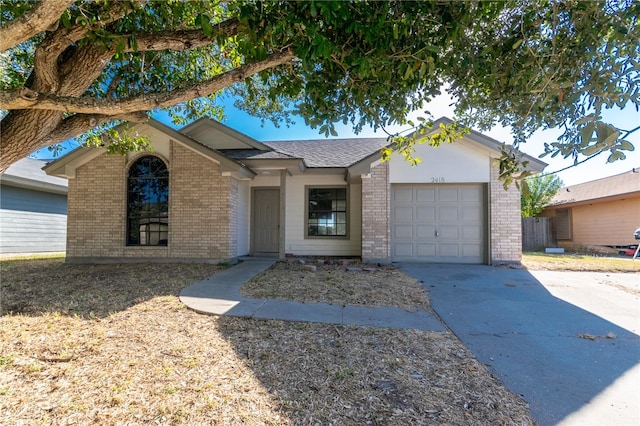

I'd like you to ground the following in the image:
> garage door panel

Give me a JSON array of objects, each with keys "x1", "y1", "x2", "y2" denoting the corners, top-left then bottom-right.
[
  {"x1": 416, "y1": 243, "x2": 436, "y2": 257},
  {"x1": 438, "y1": 206, "x2": 459, "y2": 221},
  {"x1": 393, "y1": 206, "x2": 414, "y2": 221},
  {"x1": 439, "y1": 244, "x2": 459, "y2": 257},
  {"x1": 461, "y1": 187, "x2": 482, "y2": 202},
  {"x1": 416, "y1": 188, "x2": 436, "y2": 202},
  {"x1": 393, "y1": 187, "x2": 413, "y2": 203},
  {"x1": 461, "y1": 225, "x2": 482, "y2": 240},
  {"x1": 461, "y1": 206, "x2": 481, "y2": 221},
  {"x1": 393, "y1": 243, "x2": 414, "y2": 257},
  {"x1": 438, "y1": 188, "x2": 459, "y2": 202},
  {"x1": 393, "y1": 224, "x2": 413, "y2": 240},
  {"x1": 390, "y1": 184, "x2": 486, "y2": 264},
  {"x1": 439, "y1": 225, "x2": 459, "y2": 240},
  {"x1": 461, "y1": 244, "x2": 482, "y2": 257},
  {"x1": 416, "y1": 206, "x2": 435, "y2": 221},
  {"x1": 416, "y1": 224, "x2": 436, "y2": 239}
]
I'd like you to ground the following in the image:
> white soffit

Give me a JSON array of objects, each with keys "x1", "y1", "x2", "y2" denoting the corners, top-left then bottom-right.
[{"x1": 180, "y1": 119, "x2": 267, "y2": 150}]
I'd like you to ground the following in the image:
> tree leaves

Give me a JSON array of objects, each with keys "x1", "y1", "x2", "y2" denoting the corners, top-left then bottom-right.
[
  {"x1": 198, "y1": 14, "x2": 213, "y2": 38},
  {"x1": 521, "y1": 174, "x2": 564, "y2": 218},
  {"x1": 0, "y1": 0, "x2": 638, "y2": 177},
  {"x1": 381, "y1": 118, "x2": 470, "y2": 167}
]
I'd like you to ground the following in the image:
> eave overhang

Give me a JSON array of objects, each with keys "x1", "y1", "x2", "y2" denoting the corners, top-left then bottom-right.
[
  {"x1": 179, "y1": 117, "x2": 268, "y2": 150},
  {"x1": 0, "y1": 174, "x2": 68, "y2": 194},
  {"x1": 545, "y1": 191, "x2": 640, "y2": 210}
]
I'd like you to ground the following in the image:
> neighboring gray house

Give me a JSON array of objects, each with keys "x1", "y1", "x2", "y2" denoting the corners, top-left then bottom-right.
[{"x1": 0, "y1": 158, "x2": 68, "y2": 256}]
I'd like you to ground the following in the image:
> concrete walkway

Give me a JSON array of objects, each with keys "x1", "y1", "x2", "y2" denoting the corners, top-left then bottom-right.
[{"x1": 179, "y1": 260, "x2": 445, "y2": 331}]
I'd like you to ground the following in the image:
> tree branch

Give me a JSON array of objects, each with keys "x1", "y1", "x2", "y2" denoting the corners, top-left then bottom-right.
[
  {"x1": 0, "y1": 0, "x2": 75, "y2": 51},
  {"x1": 538, "y1": 151, "x2": 606, "y2": 178},
  {"x1": 58, "y1": 46, "x2": 116, "y2": 95},
  {"x1": 621, "y1": 124, "x2": 640, "y2": 140},
  {"x1": 30, "y1": 0, "x2": 144, "y2": 93},
  {"x1": 41, "y1": 111, "x2": 149, "y2": 147},
  {"x1": 1, "y1": 50, "x2": 296, "y2": 114},
  {"x1": 121, "y1": 21, "x2": 240, "y2": 53}
]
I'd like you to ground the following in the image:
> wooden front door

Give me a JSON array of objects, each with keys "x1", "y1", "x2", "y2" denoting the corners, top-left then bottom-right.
[{"x1": 252, "y1": 188, "x2": 280, "y2": 254}]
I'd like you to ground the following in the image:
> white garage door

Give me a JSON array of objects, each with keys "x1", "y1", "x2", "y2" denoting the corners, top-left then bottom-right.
[{"x1": 391, "y1": 184, "x2": 486, "y2": 263}]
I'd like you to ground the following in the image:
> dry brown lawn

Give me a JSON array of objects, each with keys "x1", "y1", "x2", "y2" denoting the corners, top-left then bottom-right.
[
  {"x1": 522, "y1": 252, "x2": 640, "y2": 273},
  {"x1": 242, "y1": 260, "x2": 430, "y2": 312},
  {"x1": 1, "y1": 258, "x2": 536, "y2": 425}
]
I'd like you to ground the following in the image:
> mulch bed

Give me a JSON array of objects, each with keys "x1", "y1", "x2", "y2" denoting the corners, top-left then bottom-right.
[{"x1": 242, "y1": 260, "x2": 431, "y2": 312}]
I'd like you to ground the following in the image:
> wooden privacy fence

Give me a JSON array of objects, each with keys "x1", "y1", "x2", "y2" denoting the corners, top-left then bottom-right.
[{"x1": 522, "y1": 217, "x2": 555, "y2": 251}]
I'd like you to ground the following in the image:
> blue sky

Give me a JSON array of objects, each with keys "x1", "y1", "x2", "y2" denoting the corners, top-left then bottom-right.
[{"x1": 33, "y1": 93, "x2": 639, "y2": 186}]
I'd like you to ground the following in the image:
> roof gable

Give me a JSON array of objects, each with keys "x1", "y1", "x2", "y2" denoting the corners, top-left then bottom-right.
[
  {"x1": 42, "y1": 116, "x2": 547, "y2": 180},
  {"x1": 44, "y1": 119, "x2": 255, "y2": 179},
  {"x1": 180, "y1": 117, "x2": 269, "y2": 151},
  {"x1": 428, "y1": 117, "x2": 547, "y2": 173}
]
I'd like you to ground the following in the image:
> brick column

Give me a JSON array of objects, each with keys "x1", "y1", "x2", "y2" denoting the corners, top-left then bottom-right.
[
  {"x1": 361, "y1": 162, "x2": 391, "y2": 262},
  {"x1": 228, "y1": 177, "x2": 239, "y2": 258},
  {"x1": 489, "y1": 160, "x2": 522, "y2": 264}
]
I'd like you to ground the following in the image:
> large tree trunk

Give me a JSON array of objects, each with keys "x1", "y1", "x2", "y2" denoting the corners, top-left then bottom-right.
[
  {"x1": 0, "y1": 110, "x2": 64, "y2": 171},
  {"x1": 0, "y1": 39, "x2": 118, "y2": 172}
]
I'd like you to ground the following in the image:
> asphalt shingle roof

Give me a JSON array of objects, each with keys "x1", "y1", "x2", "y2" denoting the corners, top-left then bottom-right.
[
  {"x1": 548, "y1": 167, "x2": 640, "y2": 206},
  {"x1": 1, "y1": 157, "x2": 68, "y2": 187},
  {"x1": 217, "y1": 149, "x2": 299, "y2": 160},
  {"x1": 263, "y1": 138, "x2": 389, "y2": 168}
]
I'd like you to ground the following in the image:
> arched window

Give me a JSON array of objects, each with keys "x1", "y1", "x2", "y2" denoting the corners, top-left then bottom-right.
[{"x1": 127, "y1": 156, "x2": 169, "y2": 246}]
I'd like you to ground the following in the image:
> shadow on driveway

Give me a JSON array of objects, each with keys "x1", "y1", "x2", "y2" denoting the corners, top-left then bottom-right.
[{"x1": 400, "y1": 263, "x2": 640, "y2": 426}]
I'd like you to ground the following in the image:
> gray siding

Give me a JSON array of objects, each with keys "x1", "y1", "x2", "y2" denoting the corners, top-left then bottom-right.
[{"x1": 0, "y1": 185, "x2": 67, "y2": 254}]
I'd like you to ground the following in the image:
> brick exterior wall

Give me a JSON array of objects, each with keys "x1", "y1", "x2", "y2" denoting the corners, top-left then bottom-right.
[
  {"x1": 361, "y1": 162, "x2": 390, "y2": 261},
  {"x1": 168, "y1": 143, "x2": 234, "y2": 259},
  {"x1": 66, "y1": 142, "x2": 236, "y2": 262},
  {"x1": 489, "y1": 159, "x2": 522, "y2": 264},
  {"x1": 66, "y1": 153, "x2": 129, "y2": 258}
]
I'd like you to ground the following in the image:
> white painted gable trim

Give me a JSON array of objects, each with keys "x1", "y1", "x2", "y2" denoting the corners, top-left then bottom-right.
[{"x1": 180, "y1": 117, "x2": 269, "y2": 150}]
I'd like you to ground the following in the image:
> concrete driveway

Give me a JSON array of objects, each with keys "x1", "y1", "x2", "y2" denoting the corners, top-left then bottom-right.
[{"x1": 400, "y1": 264, "x2": 640, "y2": 426}]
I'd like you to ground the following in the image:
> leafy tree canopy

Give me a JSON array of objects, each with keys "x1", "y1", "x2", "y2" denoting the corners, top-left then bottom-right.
[
  {"x1": 521, "y1": 174, "x2": 564, "y2": 218},
  {"x1": 0, "y1": 0, "x2": 638, "y2": 176}
]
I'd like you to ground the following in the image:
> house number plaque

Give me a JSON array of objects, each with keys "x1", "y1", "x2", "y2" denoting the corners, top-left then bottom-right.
[{"x1": 430, "y1": 177, "x2": 446, "y2": 183}]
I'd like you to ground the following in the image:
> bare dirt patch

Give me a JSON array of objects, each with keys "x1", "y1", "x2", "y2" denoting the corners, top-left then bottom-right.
[
  {"x1": 241, "y1": 260, "x2": 430, "y2": 311},
  {"x1": 1, "y1": 259, "x2": 536, "y2": 425}
]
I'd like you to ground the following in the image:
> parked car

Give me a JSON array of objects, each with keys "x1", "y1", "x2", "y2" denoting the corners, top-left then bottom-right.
[{"x1": 619, "y1": 245, "x2": 639, "y2": 256}]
